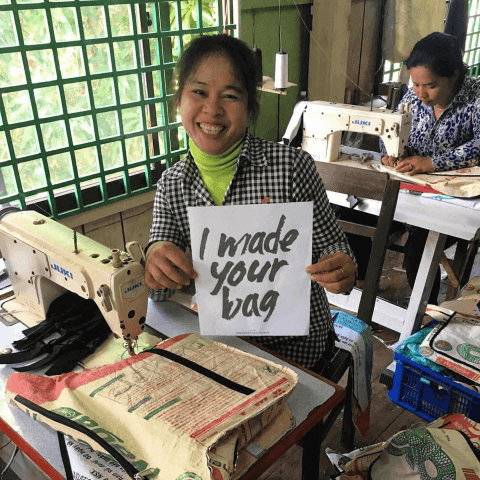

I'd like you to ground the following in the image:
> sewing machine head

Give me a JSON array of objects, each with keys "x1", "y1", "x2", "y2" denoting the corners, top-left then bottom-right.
[
  {"x1": 0, "y1": 209, "x2": 148, "y2": 354},
  {"x1": 283, "y1": 100, "x2": 412, "y2": 162}
]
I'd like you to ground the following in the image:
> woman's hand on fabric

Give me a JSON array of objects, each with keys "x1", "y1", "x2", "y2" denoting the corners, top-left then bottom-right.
[
  {"x1": 145, "y1": 241, "x2": 197, "y2": 291},
  {"x1": 394, "y1": 156, "x2": 434, "y2": 175},
  {"x1": 381, "y1": 155, "x2": 397, "y2": 167},
  {"x1": 306, "y1": 252, "x2": 356, "y2": 294}
]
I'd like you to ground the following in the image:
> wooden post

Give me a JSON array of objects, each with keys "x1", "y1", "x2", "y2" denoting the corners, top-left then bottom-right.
[
  {"x1": 308, "y1": 0, "x2": 351, "y2": 102},
  {"x1": 308, "y1": 0, "x2": 382, "y2": 104}
]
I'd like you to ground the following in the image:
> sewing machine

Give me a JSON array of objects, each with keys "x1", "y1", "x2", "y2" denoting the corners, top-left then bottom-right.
[
  {"x1": 282, "y1": 100, "x2": 412, "y2": 161},
  {"x1": 0, "y1": 209, "x2": 148, "y2": 354}
]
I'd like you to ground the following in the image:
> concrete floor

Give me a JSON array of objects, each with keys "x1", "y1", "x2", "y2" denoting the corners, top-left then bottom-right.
[{"x1": 257, "y1": 241, "x2": 480, "y2": 480}]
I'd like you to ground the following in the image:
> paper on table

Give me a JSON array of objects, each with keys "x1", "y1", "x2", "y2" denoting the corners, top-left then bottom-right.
[
  {"x1": 375, "y1": 163, "x2": 480, "y2": 198},
  {"x1": 188, "y1": 202, "x2": 313, "y2": 336}
]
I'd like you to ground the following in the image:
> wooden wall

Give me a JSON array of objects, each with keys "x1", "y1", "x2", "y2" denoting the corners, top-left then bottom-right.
[
  {"x1": 309, "y1": 0, "x2": 383, "y2": 104},
  {"x1": 241, "y1": 1, "x2": 305, "y2": 142},
  {"x1": 346, "y1": 0, "x2": 383, "y2": 104},
  {"x1": 60, "y1": 192, "x2": 155, "y2": 252}
]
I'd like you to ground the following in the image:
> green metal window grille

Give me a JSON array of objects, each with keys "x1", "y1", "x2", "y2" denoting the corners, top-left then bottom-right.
[
  {"x1": 382, "y1": 60, "x2": 402, "y2": 83},
  {"x1": 465, "y1": 0, "x2": 480, "y2": 76},
  {"x1": 0, "y1": 0, "x2": 236, "y2": 219}
]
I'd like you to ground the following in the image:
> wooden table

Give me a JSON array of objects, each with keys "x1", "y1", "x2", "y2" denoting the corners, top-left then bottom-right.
[{"x1": 324, "y1": 148, "x2": 480, "y2": 342}]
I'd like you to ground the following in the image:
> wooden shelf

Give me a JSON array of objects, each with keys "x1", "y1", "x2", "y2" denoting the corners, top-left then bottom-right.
[{"x1": 258, "y1": 76, "x2": 296, "y2": 95}]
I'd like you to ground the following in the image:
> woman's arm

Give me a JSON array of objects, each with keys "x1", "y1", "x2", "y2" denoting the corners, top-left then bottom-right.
[
  {"x1": 430, "y1": 103, "x2": 480, "y2": 170},
  {"x1": 146, "y1": 173, "x2": 196, "y2": 301},
  {"x1": 384, "y1": 79, "x2": 480, "y2": 173}
]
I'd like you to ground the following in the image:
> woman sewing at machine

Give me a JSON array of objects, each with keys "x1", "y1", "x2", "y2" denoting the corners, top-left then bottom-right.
[
  {"x1": 381, "y1": 31, "x2": 480, "y2": 304},
  {"x1": 144, "y1": 34, "x2": 356, "y2": 371},
  {"x1": 381, "y1": 31, "x2": 480, "y2": 174}
]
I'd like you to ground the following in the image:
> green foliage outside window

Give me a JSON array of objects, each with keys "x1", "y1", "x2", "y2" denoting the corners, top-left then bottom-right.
[{"x1": 0, "y1": 0, "x2": 234, "y2": 218}]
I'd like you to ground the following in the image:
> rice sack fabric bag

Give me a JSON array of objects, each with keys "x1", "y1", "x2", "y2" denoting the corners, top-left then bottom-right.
[
  {"x1": 5, "y1": 333, "x2": 297, "y2": 480},
  {"x1": 420, "y1": 312, "x2": 480, "y2": 384},
  {"x1": 369, "y1": 425, "x2": 480, "y2": 479}
]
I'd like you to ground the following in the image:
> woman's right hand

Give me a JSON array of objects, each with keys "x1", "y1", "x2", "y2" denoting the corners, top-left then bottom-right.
[
  {"x1": 145, "y1": 241, "x2": 197, "y2": 291},
  {"x1": 382, "y1": 154, "x2": 434, "y2": 175}
]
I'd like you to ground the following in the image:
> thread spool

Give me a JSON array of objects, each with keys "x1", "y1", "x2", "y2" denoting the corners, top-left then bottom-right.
[
  {"x1": 274, "y1": 50, "x2": 288, "y2": 90},
  {"x1": 252, "y1": 45, "x2": 263, "y2": 86}
]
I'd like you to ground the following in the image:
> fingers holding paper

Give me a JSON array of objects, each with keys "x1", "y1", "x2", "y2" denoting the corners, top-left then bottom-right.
[
  {"x1": 306, "y1": 252, "x2": 356, "y2": 294},
  {"x1": 145, "y1": 241, "x2": 198, "y2": 291}
]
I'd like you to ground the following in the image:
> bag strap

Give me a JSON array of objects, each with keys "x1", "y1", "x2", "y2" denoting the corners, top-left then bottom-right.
[{"x1": 57, "y1": 432, "x2": 74, "y2": 480}]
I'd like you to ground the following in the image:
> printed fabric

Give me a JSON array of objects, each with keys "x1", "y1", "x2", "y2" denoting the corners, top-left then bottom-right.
[
  {"x1": 380, "y1": 76, "x2": 480, "y2": 171},
  {"x1": 369, "y1": 426, "x2": 480, "y2": 479},
  {"x1": 329, "y1": 414, "x2": 480, "y2": 479},
  {"x1": 332, "y1": 310, "x2": 373, "y2": 436},
  {"x1": 6, "y1": 334, "x2": 297, "y2": 480},
  {"x1": 147, "y1": 131, "x2": 355, "y2": 368}
]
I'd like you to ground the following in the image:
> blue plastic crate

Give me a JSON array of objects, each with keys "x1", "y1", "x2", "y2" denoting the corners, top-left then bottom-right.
[{"x1": 388, "y1": 351, "x2": 480, "y2": 422}]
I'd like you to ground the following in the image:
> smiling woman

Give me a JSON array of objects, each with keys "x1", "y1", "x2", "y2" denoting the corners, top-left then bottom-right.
[
  {"x1": 179, "y1": 53, "x2": 249, "y2": 156},
  {"x1": 145, "y1": 34, "x2": 357, "y2": 370}
]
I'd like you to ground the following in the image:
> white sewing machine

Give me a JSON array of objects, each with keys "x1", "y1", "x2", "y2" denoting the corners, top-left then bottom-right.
[
  {"x1": 282, "y1": 100, "x2": 412, "y2": 161},
  {"x1": 0, "y1": 208, "x2": 148, "y2": 354}
]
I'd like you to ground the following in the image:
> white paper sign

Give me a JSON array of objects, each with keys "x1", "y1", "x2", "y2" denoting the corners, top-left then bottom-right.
[{"x1": 188, "y1": 202, "x2": 312, "y2": 336}]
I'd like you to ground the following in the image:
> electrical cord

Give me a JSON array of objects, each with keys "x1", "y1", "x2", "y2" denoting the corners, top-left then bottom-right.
[{"x1": 0, "y1": 445, "x2": 19, "y2": 479}]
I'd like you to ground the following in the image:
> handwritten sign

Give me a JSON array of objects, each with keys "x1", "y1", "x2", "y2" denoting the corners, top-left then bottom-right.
[{"x1": 188, "y1": 203, "x2": 312, "y2": 336}]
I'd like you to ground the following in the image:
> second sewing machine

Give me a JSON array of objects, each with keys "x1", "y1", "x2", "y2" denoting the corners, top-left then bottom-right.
[{"x1": 283, "y1": 100, "x2": 412, "y2": 162}]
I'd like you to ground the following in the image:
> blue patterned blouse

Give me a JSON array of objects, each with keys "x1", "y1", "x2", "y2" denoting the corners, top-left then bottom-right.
[{"x1": 380, "y1": 76, "x2": 480, "y2": 171}]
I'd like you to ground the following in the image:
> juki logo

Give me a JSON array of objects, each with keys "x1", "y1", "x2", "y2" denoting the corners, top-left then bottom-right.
[
  {"x1": 352, "y1": 119, "x2": 371, "y2": 126},
  {"x1": 124, "y1": 281, "x2": 143, "y2": 294},
  {"x1": 51, "y1": 263, "x2": 73, "y2": 279}
]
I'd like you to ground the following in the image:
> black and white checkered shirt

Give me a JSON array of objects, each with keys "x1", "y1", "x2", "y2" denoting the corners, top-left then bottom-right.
[{"x1": 148, "y1": 132, "x2": 354, "y2": 367}]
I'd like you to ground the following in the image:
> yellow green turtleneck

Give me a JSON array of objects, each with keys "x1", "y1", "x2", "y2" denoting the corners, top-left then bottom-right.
[{"x1": 189, "y1": 138, "x2": 243, "y2": 206}]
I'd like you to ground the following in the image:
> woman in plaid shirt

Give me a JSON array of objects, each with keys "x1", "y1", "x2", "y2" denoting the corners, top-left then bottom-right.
[{"x1": 145, "y1": 34, "x2": 356, "y2": 369}]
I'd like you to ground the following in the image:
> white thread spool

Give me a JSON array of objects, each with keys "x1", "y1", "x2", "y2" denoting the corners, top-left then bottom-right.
[{"x1": 274, "y1": 50, "x2": 288, "y2": 89}]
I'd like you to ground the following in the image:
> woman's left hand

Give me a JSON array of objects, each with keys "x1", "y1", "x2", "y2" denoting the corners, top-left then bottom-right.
[
  {"x1": 306, "y1": 253, "x2": 356, "y2": 294},
  {"x1": 395, "y1": 155, "x2": 435, "y2": 175}
]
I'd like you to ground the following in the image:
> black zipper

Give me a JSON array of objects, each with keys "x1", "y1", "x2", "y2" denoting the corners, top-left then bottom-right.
[
  {"x1": 148, "y1": 348, "x2": 254, "y2": 395},
  {"x1": 14, "y1": 394, "x2": 141, "y2": 479}
]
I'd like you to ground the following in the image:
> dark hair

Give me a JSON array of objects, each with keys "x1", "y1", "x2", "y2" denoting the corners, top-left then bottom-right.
[
  {"x1": 173, "y1": 34, "x2": 259, "y2": 121},
  {"x1": 405, "y1": 32, "x2": 468, "y2": 84}
]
